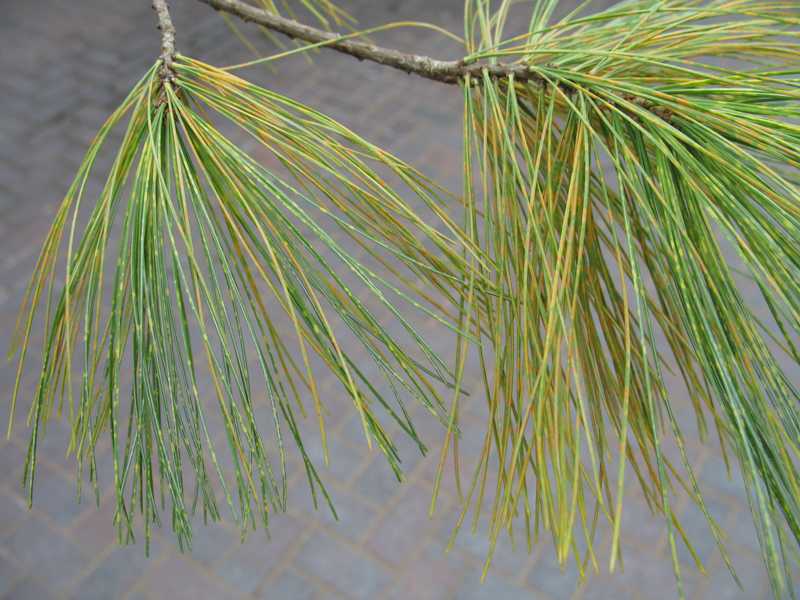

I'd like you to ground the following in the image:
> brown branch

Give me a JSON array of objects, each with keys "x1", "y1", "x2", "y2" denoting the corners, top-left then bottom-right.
[
  {"x1": 196, "y1": 0, "x2": 673, "y2": 122},
  {"x1": 153, "y1": 0, "x2": 177, "y2": 81},
  {"x1": 196, "y1": 0, "x2": 545, "y2": 85}
]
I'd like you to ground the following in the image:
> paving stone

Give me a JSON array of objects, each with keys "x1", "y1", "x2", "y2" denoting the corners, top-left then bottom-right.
[
  {"x1": 178, "y1": 519, "x2": 238, "y2": 567},
  {"x1": 0, "y1": 442, "x2": 26, "y2": 489},
  {"x1": 0, "y1": 552, "x2": 24, "y2": 597},
  {"x1": 4, "y1": 517, "x2": 89, "y2": 592},
  {"x1": 307, "y1": 487, "x2": 379, "y2": 544},
  {"x1": 3, "y1": 577, "x2": 59, "y2": 600},
  {"x1": 674, "y1": 495, "x2": 732, "y2": 570},
  {"x1": 454, "y1": 570, "x2": 542, "y2": 600},
  {"x1": 365, "y1": 483, "x2": 441, "y2": 565},
  {"x1": 596, "y1": 548, "x2": 704, "y2": 600},
  {"x1": 351, "y1": 453, "x2": 407, "y2": 506},
  {"x1": 294, "y1": 531, "x2": 393, "y2": 598},
  {"x1": 257, "y1": 568, "x2": 321, "y2": 600},
  {"x1": 526, "y1": 548, "x2": 584, "y2": 600},
  {"x1": 297, "y1": 430, "x2": 372, "y2": 489},
  {"x1": 136, "y1": 554, "x2": 241, "y2": 600},
  {"x1": 383, "y1": 540, "x2": 472, "y2": 600},
  {"x1": 721, "y1": 507, "x2": 762, "y2": 556},
  {"x1": 68, "y1": 496, "x2": 124, "y2": 558},
  {"x1": 435, "y1": 510, "x2": 536, "y2": 579},
  {"x1": 70, "y1": 542, "x2": 165, "y2": 600},
  {"x1": 616, "y1": 491, "x2": 666, "y2": 552},
  {"x1": 699, "y1": 453, "x2": 749, "y2": 502},
  {"x1": 213, "y1": 514, "x2": 306, "y2": 595},
  {"x1": 694, "y1": 549, "x2": 771, "y2": 600},
  {"x1": 26, "y1": 463, "x2": 89, "y2": 530},
  {"x1": 577, "y1": 576, "x2": 632, "y2": 600}
]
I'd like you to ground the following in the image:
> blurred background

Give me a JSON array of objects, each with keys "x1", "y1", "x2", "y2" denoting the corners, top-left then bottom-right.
[{"x1": 0, "y1": 1, "x2": 778, "y2": 598}]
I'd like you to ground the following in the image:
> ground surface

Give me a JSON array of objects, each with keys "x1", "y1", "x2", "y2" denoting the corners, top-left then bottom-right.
[{"x1": 0, "y1": 1, "x2": 778, "y2": 599}]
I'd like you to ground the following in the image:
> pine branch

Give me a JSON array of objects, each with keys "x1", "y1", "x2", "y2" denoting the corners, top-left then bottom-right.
[
  {"x1": 196, "y1": 0, "x2": 543, "y2": 84},
  {"x1": 196, "y1": 0, "x2": 675, "y2": 122},
  {"x1": 152, "y1": 0, "x2": 177, "y2": 80}
]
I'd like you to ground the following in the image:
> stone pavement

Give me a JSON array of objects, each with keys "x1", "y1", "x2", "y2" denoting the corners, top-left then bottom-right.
[{"x1": 0, "y1": 1, "x2": 778, "y2": 599}]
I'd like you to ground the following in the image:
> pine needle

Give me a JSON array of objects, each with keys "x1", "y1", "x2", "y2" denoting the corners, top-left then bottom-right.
[
  {"x1": 10, "y1": 2, "x2": 800, "y2": 598},
  {"x1": 445, "y1": 1, "x2": 800, "y2": 597},
  {"x1": 8, "y1": 55, "x2": 474, "y2": 550}
]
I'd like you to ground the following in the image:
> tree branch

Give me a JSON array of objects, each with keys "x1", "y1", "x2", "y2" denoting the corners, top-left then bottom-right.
[
  {"x1": 195, "y1": 0, "x2": 674, "y2": 121},
  {"x1": 196, "y1": 0, "x2": 544, "y2": 85},
  {"x1": 153, "y1": 0, "x2": 177, "y2": 81}
]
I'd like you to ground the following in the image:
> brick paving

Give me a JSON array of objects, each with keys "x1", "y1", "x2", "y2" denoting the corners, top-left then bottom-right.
[{"x1": 0, "y1": 1, "x2": 777, "y2": 599}]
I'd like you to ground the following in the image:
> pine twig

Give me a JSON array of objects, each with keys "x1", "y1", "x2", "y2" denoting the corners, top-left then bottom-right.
[
  {"x1": 196, "y1": 0, "x2": 545, "y2": 85},
  {"x1": 153, "y1": 0, "x2": 177, "y2": 81},
  {"x1": 195, "y1": 0, "x2": 675, "y2": 122}
]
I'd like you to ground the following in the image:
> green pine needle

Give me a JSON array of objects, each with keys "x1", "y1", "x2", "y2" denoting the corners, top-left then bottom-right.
[
  {"x1": 443, "y1": 1, "x2": 800, "y2": 598},
  {"x1": 8, "y1": 56, "x2": 473, "y2": 551}
]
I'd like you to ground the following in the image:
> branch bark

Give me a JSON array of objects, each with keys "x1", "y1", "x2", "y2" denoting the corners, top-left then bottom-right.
[
  {"x1": 196, "y1": 0, "x2": 673, "y2": 121},
  {"x1": 153, "y1": 0, "x2": 177, "y2": 80},
  {"x1": 196, "y1": 0, "x2": 545, "y2": 85}
]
